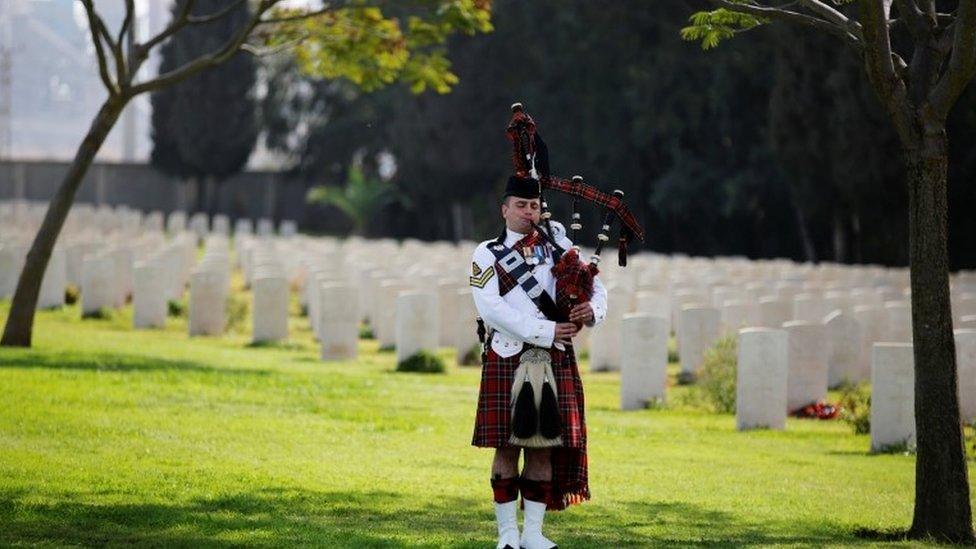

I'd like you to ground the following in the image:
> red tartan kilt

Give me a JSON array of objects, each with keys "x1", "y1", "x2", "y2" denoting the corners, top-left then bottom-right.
[{"x1": 471, "y1": 344, "x2": 587, "y2": 449}]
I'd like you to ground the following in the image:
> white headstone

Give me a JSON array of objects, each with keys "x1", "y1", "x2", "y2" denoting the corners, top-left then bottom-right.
[
  {"x1": 212, "y1": 215, "x2": 230, "y2": 236},
  {"x1": 375, "y1": 280, "x2": 405, "y2": 348},
  {"x1": 395, "y1": 291, "x2": 440, "y2": 364},
  {"x1": 455, "y1": 288, "x2": 481, "y2": 365},
  {"x1": 234, "y1": 218, "x2": 254, "y2": 236},
  {"x1": 189, "y1": 213, "x2": 209, "y2": 240},
  {"x1": 955, "y1": 329, "x2": 976, "y2": 423},
  {"x1": 870, "y1": 342, "x2": 915, "y2": 451},
  {"x1": 953, "y1": 294, "x2": 976, "y2": 326},
  {"x1": 825, "y1": 311, "x2": 863, "y2": 387},
  {"x1": 108, "y1": 247, "x2": 134, "y2": 307},
  {"x1": 0, "y1": 244, "x2": 26, "y2": 299},
  {"x1": 133, "y1": 261, "x2": 167, "y2": 328},
  {"x1": 853, "y1": 305, "x2": 883, "y2": 382},
  {"x1": 620, "y1": 313, "x2": 668, "y2": 410},
  {"x1": 736, "y1": 327, "x2": 789, "y2": 430},
  {"x1": 65, "y1": 242, "x2": 94, "y2": 287},
  {"x1": 589, "y1": 287, "x2": 630, "y2": 371},
  {"x1": 319, "y1": 282, "x2": 359, "y2": 360},
  {"x1": 759, "y1": 297, "x2": 792, "y2": 329},
  {"x1": 634, "y1": 290, "x2": 671, "y2": 334},
  {"x1": 678, "y1": 306, "x2": 721, "y2": 375},
  {"x1": 721, "y1": 300, "x2": 761, "y2": 335},
  {"x1": 188, "y1": 269, "x2": 226, "y2": 336},
  {"x1": 783, "y1": 321, "x2": 828, "y2": 412},
  {"x1": 884, "y1": 301, "x2": 912, "y2": 342},
  {"x1": 280, "y1": 220, "x2": 298, "y2": 237},
  {"x1": 793, "y1": 294, "x2": 829, "y2": 324},
  {"x1": 437, "y1": 281, "x2": 459, "y2": 347},
  {"x1": 167, "y1": 211, "x2": 187, "y2": 234},
  {"x1": 252, "y1": 275, "x2": 289, "y2": 343},
  {"x1": 81, "y1": 254, "x2": 116, "y2": 316}
]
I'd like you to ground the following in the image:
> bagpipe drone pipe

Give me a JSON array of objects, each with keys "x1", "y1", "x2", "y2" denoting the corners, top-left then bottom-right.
[{"x1": 506, "y1": 102, "x2": 646, "y2": 328}]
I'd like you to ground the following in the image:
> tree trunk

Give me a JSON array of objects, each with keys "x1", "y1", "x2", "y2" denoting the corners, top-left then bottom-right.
[
  {"x1": 790, "y1": 188, "x2": 817, "y2": 262},
  {"x1": 832, "y1": 208, "x2": 847, "y2": 263},
  {"x1": 851, "y1": 211, "x2": 863, "y2": 264},
  {"x1": 905, "y1": 133, "x2": 974, "y2": 543},
  {"x1": 194, "y1": 177, "x2": 206, "y2": 213},
  {"x1": 1, "y1": 97, "x2": 126, "y2": 347},
  {"x1": 208, "y1": 177, "x2": 221, "y2": 218}
]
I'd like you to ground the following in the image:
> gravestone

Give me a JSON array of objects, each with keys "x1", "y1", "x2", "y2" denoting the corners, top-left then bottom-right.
[
  {"x1": 736, "y1": 327, "x2": 789, "y2": 430},
  {"x1": 620, "y1": 313, "x2": 668, "y2": 410},
  {"x1": 870, "y1": 343, "x2": 915, "y2": 451},
  {"x1": 825, "y1": 311, "x2": 862, "y2": 388},
  {"x1": 395, "y1": 291, "x2": 440, "y2": 364},
  {"x1": 678, "y1": 306, "x2": 721, "y2": 376},
  {"x1": 319, "y1": 282, "x2": 359, "y2": 360},
  {"x1": 783, "y1": 320, "x2": 828, "y2": 412}
]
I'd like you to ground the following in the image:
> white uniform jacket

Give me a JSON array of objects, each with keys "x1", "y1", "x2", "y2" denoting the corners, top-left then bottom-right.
[{"x1": 469, "y1": 221, "x2": 608, "y2": 358}]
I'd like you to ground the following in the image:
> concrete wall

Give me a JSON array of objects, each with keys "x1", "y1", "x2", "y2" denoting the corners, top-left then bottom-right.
[{"x1": 0, "y1": 160, "x2": 325, "y2": 229}]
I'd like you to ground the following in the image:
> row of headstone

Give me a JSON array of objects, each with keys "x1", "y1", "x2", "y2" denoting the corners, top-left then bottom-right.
[{"x1": 733, "y1": 326, "x2": 976, "y2": 450}]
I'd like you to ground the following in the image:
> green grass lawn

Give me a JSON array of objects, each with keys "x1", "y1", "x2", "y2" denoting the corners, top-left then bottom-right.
[{"x1": 0, "y1": 293, "x2": 970, "y2": 548}]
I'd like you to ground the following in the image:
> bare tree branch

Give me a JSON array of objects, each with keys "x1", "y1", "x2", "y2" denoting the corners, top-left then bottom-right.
[
  {"x1": 858, "y1": 0, "x2": 914, "y2": 143},
  {"x1": 240, "y1": 32, "x2": 311, "y2": 56},
  {"x1": 117, "y1": 0, "x2": 134, "y2": 48},
  {"x1": 80, "y1": 0, "x2": 117, "y2": 95},
  {"x1": 128, "y1": 1, "x2": 277, "y2": 96},
  {"x1": 187, "y1": 0, "x2": 249, "y2": 25},
  {"x1": 88, "y1": 6, "x2": 127, "y2": 87},
  {"x1": 921, "y1": 0, "x2": 939, "y2": 26},
  {"x1": 132, "y1": 0, "x2": 196, "y2": 71},
  {"x1": 931, "y1": 1, "x2": 976, "y2": 119},
  {"x1": 709, "y1": 0, "x2": 863, "y2": 51},
  {"x1": 893, "y1": 0, "x2": 931, "y2": 38},
  {"x1": 799, "y1": 0, "x2": 864, "y2": 39},
  {"x1": 131, "y1": 0, "x2": 269, "y2": 77}
]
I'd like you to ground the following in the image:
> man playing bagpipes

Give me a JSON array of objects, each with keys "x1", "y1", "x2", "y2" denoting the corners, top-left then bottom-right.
[{"x1": 470, "y1": 104, "x2": 643, "y2": 549}]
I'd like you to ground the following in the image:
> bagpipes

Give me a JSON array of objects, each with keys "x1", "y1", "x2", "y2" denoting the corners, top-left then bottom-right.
[{"x1": 506, "y1": 102, "x2": 646, "y2": 327}]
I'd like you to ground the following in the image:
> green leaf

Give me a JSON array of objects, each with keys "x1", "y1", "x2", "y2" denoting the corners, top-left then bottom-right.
[
  {"x1": 266, "y1": 2, "x2": 491, "y2": 94},
  {"x1": 680, "y1": 8, "x2": 766, "y2": 50}
]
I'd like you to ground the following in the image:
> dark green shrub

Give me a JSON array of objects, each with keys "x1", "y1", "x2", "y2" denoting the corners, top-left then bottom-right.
[
  {"x1": 167, "y1": 299, "x2": 186, "y2": 317},
  {"x1": 676, "y1": 371, "x2": 697, "y2": 385},
  {"x1": 667, "y1": 336, "x2": 680, "y2": 364},
  {"x1": 396, "y1": 350, "x2": 446, "y2": 373},
  {"x1": 359, "y1": 322, "x2": 374, "y2": 340},
  {"x1": 81, "y1": 307, "x2": 114, "y2": 320},
  {"x1": 64, "y1": 285, "x2": 80, "y2": 305},
  {"x1": 838, "y1": 382, "x2": 871, "y2": 435},
  {"x1": 459, "y1": 343, "x2": 482, "y2": 366},
  {"x1": 698, "y1": 335, "x2": 737, "y2": 413}
]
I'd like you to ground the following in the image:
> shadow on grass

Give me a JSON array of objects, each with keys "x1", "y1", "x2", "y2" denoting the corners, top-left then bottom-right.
[
  {"x1": 0, "y1": 351, "x2": 270, "y2": 376},
  {"x1": 0, "y1": 487, "x2": 921, "y2": 548}
]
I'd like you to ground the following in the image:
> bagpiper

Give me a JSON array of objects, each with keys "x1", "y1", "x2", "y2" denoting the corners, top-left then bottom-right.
[{"x1": 469, "y1": 109, "x2": 610, "y2": 549}]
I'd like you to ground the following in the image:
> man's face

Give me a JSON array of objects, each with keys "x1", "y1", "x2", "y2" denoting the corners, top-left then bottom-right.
[{"x1": 501, "y1": 196, "x2": 541, "y2": 234}]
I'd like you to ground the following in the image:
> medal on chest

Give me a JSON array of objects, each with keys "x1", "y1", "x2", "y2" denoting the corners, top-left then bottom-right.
[{"x1": 522, "y1": 244, "x2": 547, "y2": 266}]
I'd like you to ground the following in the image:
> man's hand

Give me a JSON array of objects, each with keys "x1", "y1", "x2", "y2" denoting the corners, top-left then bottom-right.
[
  {"x1": 554, "y1": 322, "x2": 579, "y2": 345},
  {"x1": 568, "y1": 302, "x2": 594, "y2": 324}
]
